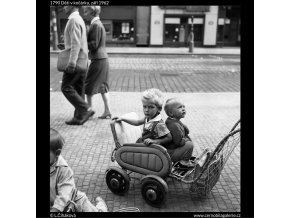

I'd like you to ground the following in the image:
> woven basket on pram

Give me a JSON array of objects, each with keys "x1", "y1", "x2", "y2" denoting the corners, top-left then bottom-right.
[{"x1": 190, "y1": 120, "x2": 240, "y2": 197}]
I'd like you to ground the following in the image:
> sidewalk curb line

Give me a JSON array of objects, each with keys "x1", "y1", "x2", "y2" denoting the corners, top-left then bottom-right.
[{"x1": 50, "y1": 51, "x2": 240, "y2": 55}]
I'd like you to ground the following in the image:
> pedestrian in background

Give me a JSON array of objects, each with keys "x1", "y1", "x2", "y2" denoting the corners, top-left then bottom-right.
[
  {"x1": 83, "y1": 6, "x2": 112, "y2": 119},
  {"x1": 61, "y1": 6, "x2": 95, "y2": 125}
]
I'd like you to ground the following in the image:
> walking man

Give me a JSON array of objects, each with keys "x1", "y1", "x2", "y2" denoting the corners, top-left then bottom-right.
[{"x1": 61, "y1": 6, "x2": 94, "y2": 125}]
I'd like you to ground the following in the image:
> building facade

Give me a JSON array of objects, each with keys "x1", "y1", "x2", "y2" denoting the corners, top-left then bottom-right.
[
  {"x1": 50, "y1": 5, "x2": 240, "y2": 48},
  {"x1": 50, "y1": 6, "x2": 150, "y2": 47},
  {"x1": 150, "y1": 5, "x2": 240, "y2": 47}
]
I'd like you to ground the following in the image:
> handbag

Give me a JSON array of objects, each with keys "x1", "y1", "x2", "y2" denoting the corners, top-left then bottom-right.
[{"x1": 57, "y1": 48, "x2": 88, "y2": 73}]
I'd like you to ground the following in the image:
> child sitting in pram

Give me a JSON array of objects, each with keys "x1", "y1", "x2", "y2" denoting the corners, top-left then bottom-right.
[
  {"x1": 164, "y1": 98, "x2": 195, "y2": 167},
  {"x1": 112, "y1": 88, "x2": 172, "y2": 146}
]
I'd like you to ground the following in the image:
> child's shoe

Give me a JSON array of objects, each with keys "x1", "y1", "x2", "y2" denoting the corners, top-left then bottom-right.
[
  {"x1": 95, "y1": 197, "x2": 108, "y2": 212},
  {"x1": 179, "y1": 160, "x2": 196, "y2": 168}
]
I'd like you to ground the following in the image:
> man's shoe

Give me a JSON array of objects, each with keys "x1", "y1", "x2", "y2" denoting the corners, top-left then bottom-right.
[
  {"x1": 65, "y1": 118, "x2": 82, "y2": 125},
  {"x1": 79, "y1": 110, "x2": 95, "y2": 125}
]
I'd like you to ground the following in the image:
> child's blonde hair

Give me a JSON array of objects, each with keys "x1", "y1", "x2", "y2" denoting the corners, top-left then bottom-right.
[
  {"x1": 164, "y1": 98, "x2": 177, "y2": 116},
  {"x1": 141, "y1": 88, "x2": 164, "y2": 110}
]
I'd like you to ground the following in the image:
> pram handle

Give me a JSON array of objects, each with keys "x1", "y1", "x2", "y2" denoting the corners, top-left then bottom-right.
[
  {"x1": 230, "y1": 119, "x2": 240, "y2": 132},
  {"x1": 110, "y1": 120, "x2": 122, "y2": 149},
  {"x1": 193, "y1": 128, "x2": 240, "y2": 183}
]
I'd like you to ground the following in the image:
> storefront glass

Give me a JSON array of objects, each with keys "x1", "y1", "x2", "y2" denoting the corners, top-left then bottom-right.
[
  {"x1": 112, "y1": 20, "x2": 135, "y2": 42},
  {"x1": 217, "y1": 6, "x2": 240, "y2": 46},
  {"x1": 164, "y1": 16, "x2": 204, "y2": 45}
]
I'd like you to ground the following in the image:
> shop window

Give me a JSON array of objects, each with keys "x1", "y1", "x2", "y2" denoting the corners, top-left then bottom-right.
[
  {"x1": 217, "y1": 18, "x2": 230, "y2": 42},
  {"x1": 165, "y1": 24, "x2": 180, "y2": 42},
  {"x1": 112, "y1": 20, "x2": 134, "y2": 42},
  {"x1": 223, "y1": 23, "x2": 230, "y2": 40},
  {"x1": 217, "y1": 25, "x2": 224, "y2": 42},
  {"x1": 193, "y1": 24, "x2": 203, "y2": 41},
  {"x1": 165, "y1": 18, "x2": 181, "y2": 42},
  {"x1": 188, "y1": 17, "x2": 204, "y2": 42},
  {"x1": 165, "y1": 17, "x2": 204, "y2": 44}
]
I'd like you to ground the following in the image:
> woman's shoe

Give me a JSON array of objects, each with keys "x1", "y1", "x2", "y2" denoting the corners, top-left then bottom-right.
[{"x1": 98, "y1": 113, "x2": 112, "y2": 119}]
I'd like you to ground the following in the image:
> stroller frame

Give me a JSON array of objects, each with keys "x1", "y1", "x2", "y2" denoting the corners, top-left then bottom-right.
[{"x1": 105, "y1": 112, "x2": 240, "y2": 207}]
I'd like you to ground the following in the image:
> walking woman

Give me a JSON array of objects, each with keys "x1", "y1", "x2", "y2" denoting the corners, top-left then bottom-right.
[{"x1": 83, "y1": 6, "x2": 112, "y2": 119}]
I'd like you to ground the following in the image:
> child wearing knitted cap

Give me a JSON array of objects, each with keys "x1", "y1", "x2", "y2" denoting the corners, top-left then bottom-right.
[
  {"x1": 164, "y1": 98, "x2": 195, "y2": 167},
  {"x1": 112, "y1": 88, "x2": 172, "y2": 146}
]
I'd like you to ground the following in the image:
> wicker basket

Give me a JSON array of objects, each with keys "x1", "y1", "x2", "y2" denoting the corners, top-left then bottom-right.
[
  {"x1": 190, "y1": 153, "x2": 223, "y2": 196},
  {"x1": 189, "y1": 121, "x2": 240, "y2": 197}
]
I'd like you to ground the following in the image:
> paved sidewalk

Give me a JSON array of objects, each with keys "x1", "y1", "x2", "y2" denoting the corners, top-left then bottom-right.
[
  {"x1": 50, "y1": 46, "x2": 240, "y2": 55},
  {"x1": 50, "y1": 91, "x2": 240, "y2": 212},
  {"x1": 50, "y1": 53, "x2": 240, "y2": 93}
]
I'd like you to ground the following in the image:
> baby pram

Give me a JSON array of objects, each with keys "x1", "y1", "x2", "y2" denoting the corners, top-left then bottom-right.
[{"x1": 105, "y1": 112, "x2": 240, "y2": 207}]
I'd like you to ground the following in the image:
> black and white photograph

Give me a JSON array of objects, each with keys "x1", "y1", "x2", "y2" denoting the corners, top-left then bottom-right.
[{"x1": 49, "y1": 3, "x2": 244, "y2": 216}]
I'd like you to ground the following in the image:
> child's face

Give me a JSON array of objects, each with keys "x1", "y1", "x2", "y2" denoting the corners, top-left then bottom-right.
[
  {"x1": 142, "y1": 99, "x2": 159, "y2": 120},
  {"x1": 50, "y1": 150, "x2": 57, "y2": 166},
  {"x1": 170, "y1": 101, "x2": 186, "y2": 119}
]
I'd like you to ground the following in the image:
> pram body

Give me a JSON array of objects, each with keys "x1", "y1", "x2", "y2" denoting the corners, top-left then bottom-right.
[{"x1": 105, "y1": 112, "x2": 240, "y2": 207}]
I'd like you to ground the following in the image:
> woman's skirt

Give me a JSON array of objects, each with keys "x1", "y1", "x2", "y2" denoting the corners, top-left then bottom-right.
[{"x1": 85, "y1": 58, "x2": 109, "y2": 95}]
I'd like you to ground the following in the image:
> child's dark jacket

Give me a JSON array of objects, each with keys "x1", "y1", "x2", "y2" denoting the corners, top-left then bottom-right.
[{"x1": 164, "y1": 117, "x2": 191, "y2": 149}]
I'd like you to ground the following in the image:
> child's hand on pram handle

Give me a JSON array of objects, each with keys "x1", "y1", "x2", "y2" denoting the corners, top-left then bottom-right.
[
  {"x1": 143, "y1": 138, "x2": 155, "y2": 145},
  {"x1": 112, "y1": 116, "x2": 122, "y2": 122}
]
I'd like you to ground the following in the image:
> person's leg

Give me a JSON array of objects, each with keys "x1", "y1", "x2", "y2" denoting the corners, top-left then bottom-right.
[
  {"x1": 61, "y1": 71, "x2": 93, "y2": 124},
  {"x1": 98, "y1": 59, "x2": 111, "y2": 118},
  {"x1": 84, "y1": 60, "x2": 98, "y2": 109},
  {"x1": 81, "y1": 197, "x2": 98, "y2": 212},
  {"x1": 61, "y1": 71, "x2": 90, "y2": 114},
  {"x1": 78, "y1": 195, "x2": 108, "y2": 212},
  {"x1": 95, "y1": 197, "x2": 108, "y2": 212},
  {"x1": 100, "y1": 91, "x2": 111, "y2": 117},
  {"x1": 167, "y1": 141, "x2": 194, "y2": 163},
  {"x1": 74, "y1": 71, "x2": 94, "y2": 120},
  {"x1": 76, "y1": 196, "x2": 97, "y2": 212},
  {"x1": 74, "y1": 70, "x2": 86, "y2": 100},
  {"x1": 86, "y1": 94, "x2": 93, "y2": 108},
  {"x1": 181, "y1": 141, "x2": 194, "y2": 161}
]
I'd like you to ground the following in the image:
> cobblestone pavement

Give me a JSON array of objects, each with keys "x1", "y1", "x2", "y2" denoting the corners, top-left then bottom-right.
[
  {"x1": 50, "y1": 54, "x2": 240, "y2": 93},
  {"x1": 50, "y1": 92, "x2": 240, "y2": 212}
]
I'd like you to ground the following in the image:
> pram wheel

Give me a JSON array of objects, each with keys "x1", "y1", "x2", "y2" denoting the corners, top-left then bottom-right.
[
  {"x1": 141, "y1": 177, "x2": 167, "y2": 207},
  {"x1": 106, "y1": 167, "x2": 130, "y2": 195}
]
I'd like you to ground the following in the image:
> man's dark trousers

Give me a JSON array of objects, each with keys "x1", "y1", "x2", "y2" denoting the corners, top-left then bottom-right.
[{"x1": 61, "y1": 69, "x2": 89, "y2": 120}]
